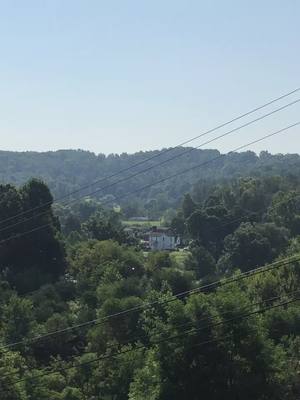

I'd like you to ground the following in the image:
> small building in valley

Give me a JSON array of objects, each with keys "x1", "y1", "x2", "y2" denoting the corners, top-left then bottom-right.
[{"x1": 148, "y1": 227, "x2": 179, "y2": 251}]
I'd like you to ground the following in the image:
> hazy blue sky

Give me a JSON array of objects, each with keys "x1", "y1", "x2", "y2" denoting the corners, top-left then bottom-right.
[{"x1": 0, "y1": 1, "x2": 299, "y2": 155}]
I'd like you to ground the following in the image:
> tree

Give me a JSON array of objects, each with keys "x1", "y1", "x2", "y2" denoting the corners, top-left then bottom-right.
[
  {"x1": 2, "y1": 295, "x2": 34, "y2": 344},
  {"x1": 0, "y1": 180, "x2": 66, "y2": 292},
  {"x1": 0, "y1": 184, "x2": 22, "y2": 226},
  {"x1": 170, "y1": 211, "x2": 185, "y2": 235},
  {"x1": 21, "y1": 178, "x2": 53, "y2": 212},
  {"x1": 268, "y1": 190, "x2": 300, "y2": 235},
  {"x1": 0, "y1": 351, "x2": 28, "y2": 400},
  {"x1": 129, "y1": 349, "x2": 161, "y2": 400},
  {"x1": 83, "y1": 211, "x2": 128, "y2": 244},
  {"x1": 182, "y1": 194, "x2": 197, "y2": 219},
  {"x1": 218, "y1": 222, "x2": 289, "y2": 273},
  {"x1": 186, "y1": 205, "x2": 231, "y2": 252},
  {"x1": 185, "y1": 245, "x2": 216, "y2": 279}
]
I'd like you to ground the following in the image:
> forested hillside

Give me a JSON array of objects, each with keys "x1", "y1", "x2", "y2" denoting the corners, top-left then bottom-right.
[
  {"x1": 0, "y1": 174, "x2": 299, "y2": 399},
  {"x1": 1, "y1": 148, "x2": 300, "y2": 211}
]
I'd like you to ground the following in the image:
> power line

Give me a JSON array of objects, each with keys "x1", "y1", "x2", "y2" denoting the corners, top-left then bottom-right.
[
  {"x1": 110, "y1": 122, "x2": 300, "y2": 202},
  {"x1": 184, "y1": 187, "x2": 300, "y2": 242},
  {"x1": 185, "y1": 210, "x2": 285, "y2": 248},
  {"x1": 2, "y1": 294, "x2": 298, "y2": 390},
  {"x1": 0, "y1": 290, "x2": 292, "y2": 381},
  {"x1": 0, "y1": 121, "x2": 299, "y2": 246},
  {"x1": 0, "y1": 207, "x2": 286, "y2": 301},
  {"x1": 1, "y1": 254, "x2": 299, "y2": 352},
  {"x1": 0, "y1": 326, "x2": 265, "y2": 384},
  {"x1": 0, "y1": 88, "x2": 298, "y2": 228},
  {"x1": 1, "y1": 98, "x2": 299, "y2": 237},
  {"x1": 1, "y1": 255, "x2": 293, "y2": 350}
]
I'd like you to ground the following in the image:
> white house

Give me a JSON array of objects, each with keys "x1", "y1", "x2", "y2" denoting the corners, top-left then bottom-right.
[{"x1": 148, "y1": 228, "x2": 179, "y2": 251}]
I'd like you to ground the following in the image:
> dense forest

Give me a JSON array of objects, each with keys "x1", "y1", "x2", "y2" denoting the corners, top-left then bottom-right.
[
  {"x1": 0, "y1": 166, "x2": 299, "y2": 399},
  {"x1": 1, "y1": 148, "x2": 300, "y2": 213}
]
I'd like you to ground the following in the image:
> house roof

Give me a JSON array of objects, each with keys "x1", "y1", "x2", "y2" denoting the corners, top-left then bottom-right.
[{"x1": 149, "y1": 231, "x2": 175, "y2": 237}]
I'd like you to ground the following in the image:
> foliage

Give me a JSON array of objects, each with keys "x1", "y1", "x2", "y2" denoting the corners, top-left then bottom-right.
[
  {"x1": 0, "y1": 179, "x2": 65, "y2": 292},
  {"x1": 2, "y1": 148, "x2": 300, "y2": 211},
  {"x1": 0, "y1": 176, "x2": 299, "y2": 399}
]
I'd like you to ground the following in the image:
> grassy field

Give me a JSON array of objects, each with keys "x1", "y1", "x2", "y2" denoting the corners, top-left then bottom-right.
[
  {"x1": 122, "y1": 220, "x2": 161, "y2": 227},
  {"x1": 170, "y1": 250, "x2": 191, "y2": 269}
]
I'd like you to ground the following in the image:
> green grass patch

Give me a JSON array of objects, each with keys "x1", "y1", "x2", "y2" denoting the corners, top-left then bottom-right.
[
  {"x1": 170, "y1": 251, "x2": 191, "y2": 269},
  {"x1": 122, "y1": 220, "x2": 161, "y2": 227}
]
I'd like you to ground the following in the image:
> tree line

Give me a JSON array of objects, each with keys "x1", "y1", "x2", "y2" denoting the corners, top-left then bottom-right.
[{"x1": 1, "y1": 148, "x2": 300, "y2": 214}]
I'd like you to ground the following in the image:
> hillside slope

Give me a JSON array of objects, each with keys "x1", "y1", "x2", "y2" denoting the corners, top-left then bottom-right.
[{"x1": 0, "y1": 148, "x2": 299, "y2": 206}]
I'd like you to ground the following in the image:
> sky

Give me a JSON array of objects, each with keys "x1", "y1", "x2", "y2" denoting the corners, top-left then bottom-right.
[{"x1": 0, "y1": 0, "x2": 299, "y2": 155}]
